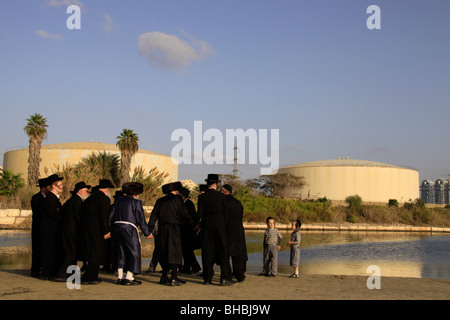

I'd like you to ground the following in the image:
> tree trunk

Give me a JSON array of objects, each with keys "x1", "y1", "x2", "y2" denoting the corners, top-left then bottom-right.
[{"x1": 27, "y1": 137, "x2": 42, "y2": 187}]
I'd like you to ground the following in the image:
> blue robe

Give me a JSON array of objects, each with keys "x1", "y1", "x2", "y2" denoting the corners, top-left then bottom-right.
[{"x1": 109, "y1": 195, "x2": 151, "y2": 274}]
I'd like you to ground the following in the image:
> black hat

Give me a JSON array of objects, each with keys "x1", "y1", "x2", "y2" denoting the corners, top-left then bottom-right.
[
  {"x1": 122, "y1": 182, "x2": 144, "y2": 196},
  {"x1": 113, "y1": 190, "x2": 125, "y2": 199},
  {"x1": 179, "y1": 187, "x2": 190, "y2": 198},
  {"x1": 47, "y1": 174, "x2": 63, "y2": 185},
  {"x1": 162, "y1": 181, "x2": 182, "y2": 194},
  {"x1": 205, "y1": 174, "x2": 221, "y2": 183},
  {"x1": 199, "y1": 184, "x2": 208, "y2": 192},
  {"x1": 97, "y1": 179, "x2": 115, "y2": 189},
  {"x1": 223, "y1": 184, "x2": 233, "y2": 194},
  {"x1": 70, "y1": 181, "x2": 91, "y2": 195},
  {"x1": 37, "y1": 177, "x2": 50, "y2": 188}
]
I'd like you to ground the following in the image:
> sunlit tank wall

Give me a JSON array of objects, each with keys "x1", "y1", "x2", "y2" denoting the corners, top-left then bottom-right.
[
  {"x1": 3, "y1": 142, "x2": 177, "y2": 183},
  {"x1": 278, "y1": 159, "x2": 419, "y2": 203}
]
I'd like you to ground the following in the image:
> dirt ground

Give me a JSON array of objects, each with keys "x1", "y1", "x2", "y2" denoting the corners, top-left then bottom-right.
[{"x1": 1, "y1": 267, "x2": 448, "y2": 301}]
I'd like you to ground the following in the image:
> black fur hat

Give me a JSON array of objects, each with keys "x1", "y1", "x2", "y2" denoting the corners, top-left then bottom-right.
[
  {"x1": 162, "y1": 181, "x2": 182, "y2": 194},
  {"x1": 122, "y1": 182, "x2": 144, "y2": 196}
]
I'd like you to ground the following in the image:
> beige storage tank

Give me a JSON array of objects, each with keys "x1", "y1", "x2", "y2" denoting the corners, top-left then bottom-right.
[
  {"x1": 278, "y1": 159, "x2": 419, "y2": 204},
  {"x1": 3, "y1": 142, "x2": 177, "y2": 183}
]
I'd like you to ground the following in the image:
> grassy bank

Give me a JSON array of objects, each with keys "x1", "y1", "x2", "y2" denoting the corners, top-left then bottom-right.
[
  {"x1": 2, "y1": 189, "x2": 450, "y2": 228},
  {"x1": 236, "y1": 193, "x2": 450, "y2": 227}
]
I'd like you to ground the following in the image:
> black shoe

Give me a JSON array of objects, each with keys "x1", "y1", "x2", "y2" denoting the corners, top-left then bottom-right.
[
  {"x1": 52, "y1": 277, "x2": 67, "y2": 282},
  {"x1": 203, "y1": 280, "x2": 212, "y2": 285},
  {"x1": 172, "y1": 278, "x2": 186, "y2": 284},
  {"x1": 168, "y1": 279, "x2": 184, "y2": 286},
  {"x1": 81, "y1": 278, "x2": 102, "y2": 285},
  {"x1": 220, "y1": 279, "x2": 235, "y2": 286},
  {"x1": 159, "y1": 277, "x2": 170, "y2": 285},
  {"x1": 121, "y1": 279, "x2": 142, "y2": 285}
]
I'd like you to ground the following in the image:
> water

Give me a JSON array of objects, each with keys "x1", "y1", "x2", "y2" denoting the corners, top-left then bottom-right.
[{"x1": 1, "y1": 230, "x2": 449, "y2": 279}]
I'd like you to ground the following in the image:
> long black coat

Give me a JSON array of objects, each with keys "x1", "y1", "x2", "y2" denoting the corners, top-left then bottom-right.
[
  {"x1": 148, "y1": 194, "x2": 192, "y2": 267},
  {"x1": 80, "y1": 191, "x2": 111, "y2": 265},
  {"x1": 30, "y1": 191, "x2": 45, "y2": 275},
  {"x1": 224, "y1": 195, "x2": 247, "y2": 259},
  {"x1": 197, "y1": 188, "x2": 231, "y2": 281},
  {"x1": 40, "y1": 191, "x2": 63, "y2": 277},
  {"x1": 181, "y1": 198, "x2": 197, "y2": 248},
  {"x1": 61, "y1": 194, "x2": 84, "y2": 261}
]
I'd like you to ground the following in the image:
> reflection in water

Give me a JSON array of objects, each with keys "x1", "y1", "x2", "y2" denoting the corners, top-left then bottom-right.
[{"x1": 1, "y1": 230, "x2": 449, "y2": 279}]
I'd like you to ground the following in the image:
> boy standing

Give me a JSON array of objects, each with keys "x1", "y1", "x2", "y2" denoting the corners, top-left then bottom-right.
[
  {"x1": 261, "y1": 217, "x2": 283, "y2": 277},
  {"x1": 288, "y1": 220, "x2": 301, "y2": 278}
]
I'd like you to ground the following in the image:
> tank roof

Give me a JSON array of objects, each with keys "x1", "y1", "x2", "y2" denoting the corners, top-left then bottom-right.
[
  {"x1": 283, "y1": 159, "x2": 418, "y2": 171},
  {"x1": 11, "y1": 142, "x2": 170, "y2": 158}
]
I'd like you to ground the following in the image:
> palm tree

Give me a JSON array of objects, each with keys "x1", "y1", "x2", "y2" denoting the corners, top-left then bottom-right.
[
  {"x1": 24, "y1": 113, "x2": 48, "y2": 187},
  {"x1": 116, "y1": 129, "x2": 139, "y2": 186},
  {"x1": 76, "y1": 151, "x2": 120, "y2": 187}
]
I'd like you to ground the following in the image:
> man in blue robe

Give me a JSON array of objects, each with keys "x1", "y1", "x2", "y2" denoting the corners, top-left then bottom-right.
[{"x1": 109, "y1": 182, "x2": 151, "y2": 285}]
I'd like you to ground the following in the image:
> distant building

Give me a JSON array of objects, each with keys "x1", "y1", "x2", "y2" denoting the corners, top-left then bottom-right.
[
  {"x1": 420, "y1": 180, "x2": 435, "y2": 204},
  {"x1": 420, "y1": 177, "x2": 449, "y2": 204}
]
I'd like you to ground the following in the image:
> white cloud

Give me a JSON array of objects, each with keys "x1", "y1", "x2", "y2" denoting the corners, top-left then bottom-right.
[
  {"x1": 137, "y1": 30, "x2": 215, "y2": 71},
  {"x1": 34, "y1": 29, "x2": 63, "y2": 40}
]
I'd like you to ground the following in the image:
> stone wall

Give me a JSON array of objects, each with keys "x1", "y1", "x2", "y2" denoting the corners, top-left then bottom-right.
[{"x1": 0, "y1": 209, "x2": 32, "y2": 226}]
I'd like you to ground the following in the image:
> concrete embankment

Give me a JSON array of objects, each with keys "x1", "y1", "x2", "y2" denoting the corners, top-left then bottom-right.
[{"x1": 243, "y1": 223, "x2": 450, "y2": 233}]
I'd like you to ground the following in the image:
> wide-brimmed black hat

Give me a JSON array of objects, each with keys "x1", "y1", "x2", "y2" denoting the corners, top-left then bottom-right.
[
  {"x1": 179, "y1": 187, "x2": 190, "y2": 198},
  {"x1": 97, "y1": 179, "x2": 115, "y2": 189},
  {"x1": 70, "y1": 181, "x2": 91, "y2": 195},
  {"x1": 113, "y1": 190, "x2": 125, "y2": 199},
  {"x1": 199, "y1": 184, "x2": 208, "y2": 192},
  {"x1": 122, "y1": 182, "x2": 144, "y2": 196},
  {"x1": 47, "y1": 174, "x2": 63, "y2": 185},
  {"x1": 37, "y1": 177, "x2": 50, "y2": 188},
  {"x1": 223, "y1": 184, "x2": 233, "y2": 194},
  {"x1": 162, "y1": 181, "x2": 182, "y2": 194},
  {"x1": 205, "y1": 174, "x2": 221, "y2": 183}
]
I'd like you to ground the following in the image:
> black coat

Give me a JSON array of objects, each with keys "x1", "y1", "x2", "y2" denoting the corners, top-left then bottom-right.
[
  {"x1": 30, "y1": 191, "x2": 45, "y2": 274},
  {"x1": 61, "y1": 194, "x2": 84, "y2": 261},
  {"x1": 224, "y1": 195, "x2": 248, "y2": 259},
  {"x1": 197, "y1": 189, "x2": 229, "y2": 262},
  {"x1": 80, "y1": 191, "x2": 111, "y2": 265},
  {"x1": 148, "y1": 194, "x2": 192, "y2": 267},
  {"x1": 181, "y1": 198, "x2": 197, "y2": 247},
  {"x1": 40, "y1": 191, "x2": 63, "y2": 277},
  {"x1": 31, "y1": 192, "x2": 45, "y2": 228}
]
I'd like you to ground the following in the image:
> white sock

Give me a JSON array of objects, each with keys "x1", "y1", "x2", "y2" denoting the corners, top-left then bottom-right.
[
  {"x1": 125, "y1": 271, "x2": 134, "y2": 281},
  {"x1": 118, "y1": 268, "x2": 124, "y2": 280}
]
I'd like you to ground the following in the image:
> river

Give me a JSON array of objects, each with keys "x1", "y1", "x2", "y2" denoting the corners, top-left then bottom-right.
[{"x1": 1, "y1": 229, "x2": 449, "y2": 280}]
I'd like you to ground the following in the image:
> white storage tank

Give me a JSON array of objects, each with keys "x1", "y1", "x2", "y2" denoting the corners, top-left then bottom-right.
[{"x1": 278, "y1": 158, "x2": 419, "y2": 204}]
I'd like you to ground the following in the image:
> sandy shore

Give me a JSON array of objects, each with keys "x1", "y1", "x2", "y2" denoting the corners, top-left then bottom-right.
[{"x1": 1, "y1": 267, "x2": 449, "y2": 301}]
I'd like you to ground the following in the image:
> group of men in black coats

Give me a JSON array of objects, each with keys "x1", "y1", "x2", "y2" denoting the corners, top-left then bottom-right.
[
  {"x1": 146, "y1": 173, "x2": 248, "y2": 286},
  {"x1": 30, "y1": 174, "x2": 117, "y2": 284},
  {"x1": 30, "y1": 172, "x2": 248, "y2": 286}
]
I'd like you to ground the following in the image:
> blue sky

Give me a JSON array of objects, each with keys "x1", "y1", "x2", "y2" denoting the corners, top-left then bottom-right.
[{"x1": 1, "y1": 0, "x2": 449, "y2": 184}]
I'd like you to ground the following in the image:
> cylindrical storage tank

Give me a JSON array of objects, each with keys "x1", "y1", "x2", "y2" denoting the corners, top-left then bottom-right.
[
  {"x1": 3, "y1": 142, "x2": 177, "y2": 183},
  {"x1": 278, "y1": 159, "x2": 419, "y2": 204}
]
